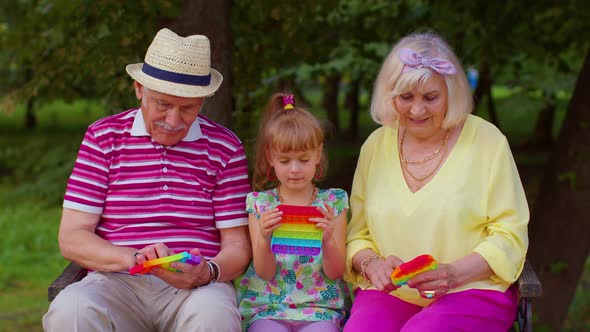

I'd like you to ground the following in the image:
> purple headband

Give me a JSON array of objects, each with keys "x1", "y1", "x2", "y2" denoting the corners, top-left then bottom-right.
[{"x1": 399, "y1": 48, "x2": 457, "y2": 75}]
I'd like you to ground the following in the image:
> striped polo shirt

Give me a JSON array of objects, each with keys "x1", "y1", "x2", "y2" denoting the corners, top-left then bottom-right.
[{"x1": 63, "y1": 108, "x2": 250, "y2": 258}]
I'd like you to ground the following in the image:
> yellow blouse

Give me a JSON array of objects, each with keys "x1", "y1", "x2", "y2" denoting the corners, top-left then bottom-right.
[{"x1": 344, "y1": 115, "x2": 529, "y2": 307}]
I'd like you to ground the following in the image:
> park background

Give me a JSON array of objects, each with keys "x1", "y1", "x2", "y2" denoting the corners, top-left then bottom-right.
[{"x1": 0, "y1": 1, "x2": 588, "y2": 331}]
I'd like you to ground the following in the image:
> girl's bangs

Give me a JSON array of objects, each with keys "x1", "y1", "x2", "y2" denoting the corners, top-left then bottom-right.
[{"x1": 268, "y1": 124, "x2": 322, "y2": 153}]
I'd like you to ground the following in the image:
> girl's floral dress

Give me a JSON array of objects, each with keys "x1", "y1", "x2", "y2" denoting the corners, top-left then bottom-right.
[{"x1": 235, "y1": 187, "x2": 351, "y2": 330}]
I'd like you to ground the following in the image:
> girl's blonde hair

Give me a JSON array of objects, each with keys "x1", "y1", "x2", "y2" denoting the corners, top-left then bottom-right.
[
  {"x1": 252, "y1": 93, "x2": 327, "y2": 191},
  {"x1": 370, "y1": 32, "x2": 473, "y2": 129}
]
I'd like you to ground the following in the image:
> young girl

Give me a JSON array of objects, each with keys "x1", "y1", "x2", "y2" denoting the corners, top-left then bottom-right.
[{"x1": 235, "y1": 93, "x2": 350, "y2": 331}]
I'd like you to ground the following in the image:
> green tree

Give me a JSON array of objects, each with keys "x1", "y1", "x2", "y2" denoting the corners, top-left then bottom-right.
[
  {"x1": 528, "y1": 49, "x2": 590, "y2": 331},
  {"x1": 231, "y1": 0, "x2": 420, "y2": 138},
  {"x1": 168, "y1": 0, "x2": 233, "y2": 127},
  {"x1": 0, "y1": 0, "x2": 180, "y2": 126}
]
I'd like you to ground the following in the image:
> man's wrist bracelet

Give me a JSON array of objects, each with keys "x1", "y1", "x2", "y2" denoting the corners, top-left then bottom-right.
[{"x1": 207, "y1": 261, "x2": 220, "y2": 283}]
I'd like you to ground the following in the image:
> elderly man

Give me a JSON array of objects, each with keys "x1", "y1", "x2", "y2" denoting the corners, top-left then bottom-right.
[{"x1": 43, "y1": 28, "x2": 252, "y2": 332}]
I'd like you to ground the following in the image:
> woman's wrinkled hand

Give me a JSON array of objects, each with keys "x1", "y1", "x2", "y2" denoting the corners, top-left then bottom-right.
[
  {"x1": 406, "y1": 263, "x2": 457, "y2": 299},
  {"x1": 364, "y1": 255, "x2": 404, "y2": 293}
]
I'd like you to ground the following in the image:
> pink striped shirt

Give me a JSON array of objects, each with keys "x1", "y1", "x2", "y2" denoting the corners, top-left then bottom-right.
[{"x1": 63, "y1": 108, "x2": 250, "y2": 258}]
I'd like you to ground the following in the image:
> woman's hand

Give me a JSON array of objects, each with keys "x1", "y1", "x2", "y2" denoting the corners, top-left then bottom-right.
[
  {"x1": 406, "y1": 263, "x2": 457, "y2": 299},
  {"x1": 407, "y1": 253, "x2": 493, "y2": 299},
  {"x1": 256, "y1": 206, "x2": 283, "y2": 240},
  {"x1": 363, "y1": 255, "x2": 404, "y2": 293}
]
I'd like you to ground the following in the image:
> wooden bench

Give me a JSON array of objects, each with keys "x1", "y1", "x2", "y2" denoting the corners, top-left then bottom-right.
[
  {"x1": 511, "y1": 260, "x2": 543, "y2": 332},
  {"x1": 48, "y1": 261, "x2": 88, "y2": 302},
  {"x1": 48, "y1": 260, "x2": 542, "y2": 331}
]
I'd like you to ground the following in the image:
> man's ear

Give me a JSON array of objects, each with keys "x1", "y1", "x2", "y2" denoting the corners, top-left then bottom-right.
[{"x1": 133, "y1": 81, "x2": 144, "y2": 100}]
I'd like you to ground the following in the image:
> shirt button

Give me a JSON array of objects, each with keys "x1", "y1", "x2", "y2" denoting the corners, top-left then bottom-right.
[
  {"x1": 163, "y1": 167, "x2": 168, "y2": 173},
  {"x1": 163, "y1": 185, "x2": 169, "y2": 190},
  {"x1": 163, "y1": 151, "x2": 167, "y2": 156}
]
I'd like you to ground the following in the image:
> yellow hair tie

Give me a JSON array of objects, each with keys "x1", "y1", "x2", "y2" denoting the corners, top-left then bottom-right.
[{"x1": 282, "y1": 94, "x2": 295, "y2": 110}]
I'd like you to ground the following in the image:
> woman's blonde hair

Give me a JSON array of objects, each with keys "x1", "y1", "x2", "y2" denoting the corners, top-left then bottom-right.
[
  {"x1": 252, "y1": 93, "x2": 327, "y2": 191},
  {"x1": 370, "y1": 32, "x2": 473, "y2": 129}
]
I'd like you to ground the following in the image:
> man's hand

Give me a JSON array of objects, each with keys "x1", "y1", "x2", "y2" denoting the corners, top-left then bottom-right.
[
  {"x1": 133, "y1": 242, "x2": 176, "y2": 263},
  {"x1": 138, "y1": 246, "x2": 212, "y2": 289}
]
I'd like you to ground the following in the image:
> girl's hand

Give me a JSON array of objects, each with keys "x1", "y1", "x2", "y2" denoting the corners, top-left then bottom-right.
[
  {"x1": 311, "y1": 204, "x2": 347, "y2": 280},
  {"x1": 364, "y1": 255, "x2": 403, "y2": 293},
  {"x1": 406, "y1": 263, "x2": 457, "y2": 299},
  {"x1": 308, "y1": 203, "x2": 343, "y2": 241},
  {"x1": 256, "y1": 206, "x2": 283, "y2": 240}
]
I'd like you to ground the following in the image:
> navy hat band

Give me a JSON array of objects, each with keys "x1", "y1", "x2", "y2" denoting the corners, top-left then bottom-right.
[{"x1": 142, "y1": 62, "x2": 211, "y2": 86}]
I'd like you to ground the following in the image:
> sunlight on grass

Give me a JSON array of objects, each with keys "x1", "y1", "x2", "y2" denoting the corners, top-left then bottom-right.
[
  {"x1": 0, "y1": 99, "x2": 107, "y2": 131},
  {"x1": 0, "y1": 200, "x2": 68, "y2": 331}
]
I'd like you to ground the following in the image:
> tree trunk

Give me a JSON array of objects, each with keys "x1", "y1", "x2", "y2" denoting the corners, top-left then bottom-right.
[
  {"x1": 170, "y1": 0, "x2": 233, "y2": 128},
  {"x1": 322, "y1": 74, "x2": 341, "y2": 133},
  {"x1": 528, "y1": 50, "x2": 590, "y2": 330},
  {"x1": 25, "y1": 96, "x2": 36, "y2": 129},
  {"x1": 24, "y1": 67, "x2": 36, "y2": 128},
  {"x1": 485, "y1": 81, "x2": 499, "y2": 129},
  {"x1": 473, "y1": 58, "x2": 500, "y2": 129},
  {"x1": 531, "y1": 91, "x2": 556, "y2": 146},
  {"x1": 473, "y1": 57, "x2": 488, "y2": 110},
  {"x1": 346, "y1": 78, "x2": 361, "y2": 140}
]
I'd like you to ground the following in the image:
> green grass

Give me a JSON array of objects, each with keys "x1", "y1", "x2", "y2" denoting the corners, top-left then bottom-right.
[
  {"x1": 0, "y1": 100, "x2": 105, "y2": 331},
  {"x1": 0, "y1": 202, "x2": 68, "y2": 332},
  {"x1": 475, "y1": 86, "x2": 570, "y2": 146},
  {"x1": 1, "y1": 99, "x2": 107, "y2": 131}
]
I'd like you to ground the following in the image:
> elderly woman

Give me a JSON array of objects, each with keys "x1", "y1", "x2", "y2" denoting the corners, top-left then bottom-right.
[{"x1": 343, "y1": 32, "x2": 529, "y2": 331}]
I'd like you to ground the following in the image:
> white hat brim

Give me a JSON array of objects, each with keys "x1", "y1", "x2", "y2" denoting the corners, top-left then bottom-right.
[{"x1": 126, "y1": 63, "x2": 223, "y2": 98}]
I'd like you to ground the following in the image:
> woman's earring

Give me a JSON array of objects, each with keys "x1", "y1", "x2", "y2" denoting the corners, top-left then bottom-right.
[{"x1": 314, "y1": 163, "x2": 323, "y2": 180}]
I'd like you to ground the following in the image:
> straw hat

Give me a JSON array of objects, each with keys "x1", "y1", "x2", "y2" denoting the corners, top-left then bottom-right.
[{"x1": 126, "y1": 28, "x2": 223, "y2": 98}]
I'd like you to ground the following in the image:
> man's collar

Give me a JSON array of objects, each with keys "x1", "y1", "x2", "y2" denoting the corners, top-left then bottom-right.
[{"x1": 130, "y1": 108, "x2": 202, "y2": 142}]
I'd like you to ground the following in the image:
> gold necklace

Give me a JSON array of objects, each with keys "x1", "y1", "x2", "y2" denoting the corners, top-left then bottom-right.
[
  {"x1": 399, "y1": 130, "x2": 449, "y2": 165},
  {"x1": 277, "y1": 185, "x2": 318, "y2": 205},
  {"x1": 399, "y1": 130, "x2": 449, "y2": 182}
]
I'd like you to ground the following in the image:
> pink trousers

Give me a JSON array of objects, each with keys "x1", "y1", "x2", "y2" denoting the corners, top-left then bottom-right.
[
  {"x1": 344, "y1": 287, "x2": 517, "y2": 332},
  {"x1": 248, "y1": 319, "x2": 340, "y2": 332}
]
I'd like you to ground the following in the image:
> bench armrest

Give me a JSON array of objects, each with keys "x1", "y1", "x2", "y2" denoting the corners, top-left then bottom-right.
[
  {"x1": 48, "y1": 262, "x2": 87, "y2": 302},
  {"x1": 516, "y1": 260, "x2": 542, "y2": 298},
  {"x1": 514, "y1": 260, "x2": 542, "y2": 332}
]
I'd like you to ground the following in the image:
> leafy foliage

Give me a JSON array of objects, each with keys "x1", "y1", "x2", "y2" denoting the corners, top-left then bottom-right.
[
  {"x1": 0, "y1": 2, "x2": 589, "y2": 330},
  {"x1": 0, "y1": 0, "x2": 181, "y2": 113}
]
